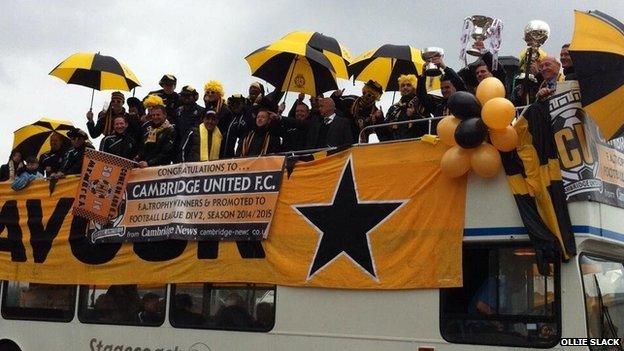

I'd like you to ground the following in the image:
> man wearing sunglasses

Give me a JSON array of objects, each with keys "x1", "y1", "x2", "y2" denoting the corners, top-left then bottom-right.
[{"x1": 331, "y1": 80, "x2": 384, "y2": 143}]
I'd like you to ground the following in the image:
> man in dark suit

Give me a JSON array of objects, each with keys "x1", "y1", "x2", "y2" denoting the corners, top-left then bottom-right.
[{"x1": 306, "y1": 98, "x2": 353, "y2": 149}]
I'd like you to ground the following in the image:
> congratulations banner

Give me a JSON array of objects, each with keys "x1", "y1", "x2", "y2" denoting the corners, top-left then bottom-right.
[
  {"x1": 0, "y1": 141, "x2": 466, "y2": 289},
  {"x1": 73, "y1": 149, "x2": 134, "y2": 225},
  {"x1": 550, "y1": 81, "x2": 624, "y2": 208},
  {"x1": 89, "y1": 156, "x2": 285, "y2": 243}
]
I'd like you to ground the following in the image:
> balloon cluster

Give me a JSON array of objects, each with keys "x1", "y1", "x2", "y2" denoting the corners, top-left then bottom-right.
[{"x1": 438, "y1": 77, "x2": 518, "y2": 178}]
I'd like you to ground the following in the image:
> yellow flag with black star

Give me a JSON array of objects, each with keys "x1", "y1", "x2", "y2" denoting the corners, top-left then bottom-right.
[{"x1": 0, "y1": 141, "x2": 467, "y2": 289}]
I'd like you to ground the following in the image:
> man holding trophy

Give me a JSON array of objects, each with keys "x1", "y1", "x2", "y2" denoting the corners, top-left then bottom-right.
[
  {"x1": 459, "y1": 15, "x2": 506, "y2": 92},
  {"x1": 417, "y1": 50, "x2": 467, "y2": 118}
]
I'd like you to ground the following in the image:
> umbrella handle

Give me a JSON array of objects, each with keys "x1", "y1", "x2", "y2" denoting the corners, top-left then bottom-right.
[
  {"x1": 89, "y1": 88, "x2": 95, "y2": 111},
  {"x1": 283, "y1": 56, "x2": 299, "y2": 103}
]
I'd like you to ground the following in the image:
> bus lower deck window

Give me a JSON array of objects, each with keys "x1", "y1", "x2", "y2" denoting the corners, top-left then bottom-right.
[
  {"x1": 440, "y1": 244, "x2": 561, "y2": 348},
  {"x1": 78, "y1": 284, "x2": 167, "y2": 326},
  {"x1": 170, "y1": 283, "x2": 275, "y2": 332},
  {"x1": 1, "y1": 281, "x2": 76, "y2": 322}
]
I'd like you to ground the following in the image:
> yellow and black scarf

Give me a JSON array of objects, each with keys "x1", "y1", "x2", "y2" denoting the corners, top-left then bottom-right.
[
  {"x1": 240, "y1": 130, "x2": 271, "y2": 157},
  {"x1": 145, "y1": 120, "x2": 172, "y2": 144},
  {"x1": 199, "y1": 124, "x2": 223, "y2": 161}
]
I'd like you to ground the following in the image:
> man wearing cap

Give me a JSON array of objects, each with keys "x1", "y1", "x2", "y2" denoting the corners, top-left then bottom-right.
[
  {"x1": 245, "y1": 82, "x2": 265, "y2": 110},
  {"x1": 99, "y1": 116, "x2": 137, "y2": 160},
  {"x1": 136, "y1": 104, "x2": 176, "y2": 168},
  {"x1": 171, "y1": 85, "x2": 205, "y2": 162},
  {"x1": 51, "y1": 128, "x2": 94, "y2": 178},
  {"x1": 184, "y1": 110, "x2": 223, "y2": 162},
  {"x1": 222, "y1": 94, "x2": 254, "y2": 158},
  {"x1": 86, "y1": 91, "x2": 127, "y2": 138},
  {"x1": 331, "y1": 80, "x2": 384, "y2": 143},
  {"x1": 148, "y1": 74, "x2": 180, "y2": 119}
]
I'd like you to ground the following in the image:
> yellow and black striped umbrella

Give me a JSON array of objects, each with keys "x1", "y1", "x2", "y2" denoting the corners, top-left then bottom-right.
[
  {"x1": 49, "y1": 52, "x2": 140, "y2": 91},
  {"x1": 245, "y1": 39, "x2": 338, "y2": 97},
  {"x1": 13, "y1": 117, "x2": 74, "y2": 159},
  {"x1": 569, "y1": 10, "x2": 624, "y2": 140},
  {"x1": 348, "y1": 45, "x2": 425, "y2": 91},
  {"x1": 281, "y1": 31, "x2": 352, "y2": 79}
]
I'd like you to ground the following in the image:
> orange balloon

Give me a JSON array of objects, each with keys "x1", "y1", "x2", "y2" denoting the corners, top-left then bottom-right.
[
  {"x1": 440, "y1": 146, "x2": 471, "y2": 178},
  {"x1": 490, "y1": 126, "x2": 519, "y2": 152},
  {"x1": 470, "y1": 143, "x2": 502, "y2": 178},
  {"x1": 476, "y1": 77, "x2": 506, "y2": 105},
  {"x1": 437, "y1": 115, "x2": 461, "y2": 146},
  {"x1": 481, "y1": 97, "x2": 515, "y2": 130}
]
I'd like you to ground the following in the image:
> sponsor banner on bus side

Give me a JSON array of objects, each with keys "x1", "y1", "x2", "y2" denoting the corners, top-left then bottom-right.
[
  {"x1": 550, "y1": 81, "x2": 624, "y2": 209},
  {"x1": 83, "y1": 155, "x2": 284, "y2": 242},
  {"x1": 0, "y1": 141, "x2": 467, "y2": 289}
]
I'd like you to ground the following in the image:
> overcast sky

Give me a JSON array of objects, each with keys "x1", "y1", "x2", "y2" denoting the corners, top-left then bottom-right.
[{"x1": 1, "y1": 0, "x2": 623, "y2": 162}]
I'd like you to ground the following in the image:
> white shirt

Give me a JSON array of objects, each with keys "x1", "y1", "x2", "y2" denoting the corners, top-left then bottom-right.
[{"x1": 324, "y1": 113, "x2": 336, "y2": 125}]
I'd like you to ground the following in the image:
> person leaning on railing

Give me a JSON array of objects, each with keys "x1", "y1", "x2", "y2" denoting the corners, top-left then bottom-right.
[
  {"x1": 50, "y1": 128, "x2": 94, "y2": 179},
  {"x1": 99, "y1": 116, "x2": 138, "y2": 160}
]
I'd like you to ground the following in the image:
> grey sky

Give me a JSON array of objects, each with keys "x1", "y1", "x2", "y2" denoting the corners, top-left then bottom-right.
[{"x1": 1, "y1": 0, "x2": 623, "y2": 162}]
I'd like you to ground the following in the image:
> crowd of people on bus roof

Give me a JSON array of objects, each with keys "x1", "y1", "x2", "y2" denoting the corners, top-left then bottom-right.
[{"x1": 0, "y1": 42, "x2": 575, "y2": 186}]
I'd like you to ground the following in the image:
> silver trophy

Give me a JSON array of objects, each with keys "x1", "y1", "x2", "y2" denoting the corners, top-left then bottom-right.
[
  {"x1": 466, "y1": 15, "x2": 494, "y2": 56},
  {"x1": 519, "y1": 20, "x2": 550, "y2": 78},
  {"x1": 422, "y1": 47, "x2": 445, "y2": 77},
  {"x1": 524, "y1": 20, "x2": 550, "y2": 49}
]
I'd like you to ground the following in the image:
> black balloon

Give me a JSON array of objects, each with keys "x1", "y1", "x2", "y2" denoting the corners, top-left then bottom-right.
[
  {"x1": 447, "y1": 91, "x2": 481, "y2": 120},
  {"x1": 454, "y1": 118, "x2": 488, "y2": 149}
]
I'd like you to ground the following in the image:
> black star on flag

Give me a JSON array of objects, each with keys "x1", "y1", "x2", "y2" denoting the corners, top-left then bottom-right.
[{"x1": 294, "y1": 157, "x2": 405, "y2": 281}]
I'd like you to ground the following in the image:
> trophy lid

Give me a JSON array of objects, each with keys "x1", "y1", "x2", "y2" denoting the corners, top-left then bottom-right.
[
  {"x1": 422, "y1": 47, "x2": 444, "y2": 60},
  {"x1": 469, "y1": 15, "x2": 494, "y2": 27},
  {"x1": 524, "y1": 20, "x2": 550, "y2": 47}
]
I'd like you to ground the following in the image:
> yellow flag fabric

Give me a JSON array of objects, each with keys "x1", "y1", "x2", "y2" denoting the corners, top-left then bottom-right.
[{"x1": 0, "y1": 141, "x2": 466, "y2": 289}]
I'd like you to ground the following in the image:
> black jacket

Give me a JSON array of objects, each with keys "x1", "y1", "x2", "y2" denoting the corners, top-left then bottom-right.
[
  {"x1": 178, "y1": 128, "x2": 200, "y2": 163},
  {"x1": 99, "y1": 132, "x2": 137, "y2": 160},
  {"x1": 382, "y1": 94, "x2": 421, "y2": 141},
  {"x1": 220, "y1": 109, "x2": 254, "y2": 158},
  {"x1": 332, "y1": 95, "x2": 383, "y2": 142},
  {"x1": 170, "y1": 103, "x2": 204, "y2": 162},
  {"x1": 280, "y1": 116, "x2": 309, "y2": 152},
  {"x1": 38, "y1": 149, "x2": 65, "y2": 177},
  {"x1": 60, "y1": 144, "x2": 94, "y2": 175},
  {"x1": 306, "y1": 114, "x2": 353, "y2": 149},
  {"x1": 0, "y1": 161, "x2": 24, "y2": 182},
  {"x1": 138, "y1": 124, "x2": 176, "y2": 166},
  {"x1": 170, "y1": 103, "x2": 204, "y2": 140},
  {"x1": 237, "y1": 126, "x2": 281, "y2": 157}
]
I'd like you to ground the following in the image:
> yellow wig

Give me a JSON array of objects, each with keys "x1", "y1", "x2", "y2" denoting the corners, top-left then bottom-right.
[
  {"x1": 204, "y1": 80, "x2": 225, "y2": 96},
  {"x1": 397, "y1": 74, "x2": 417, "y2": 87},
  {"x1": 143, "y1": 94, "x2": 165, "y2": 108}
]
